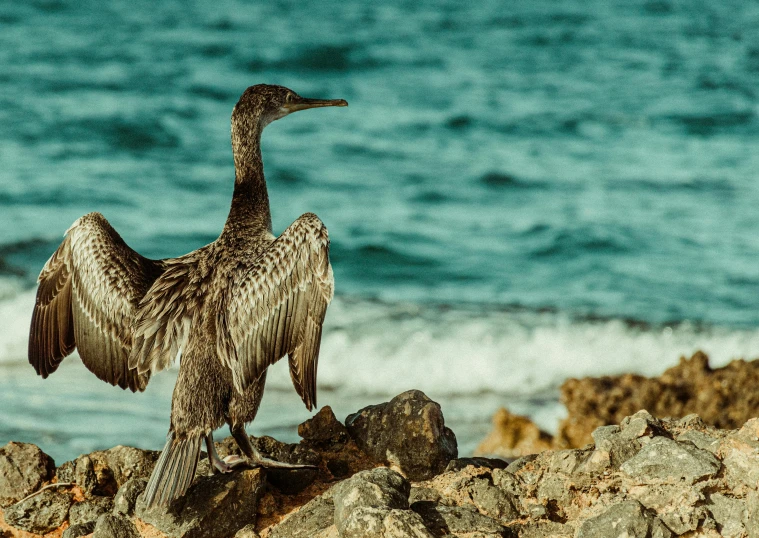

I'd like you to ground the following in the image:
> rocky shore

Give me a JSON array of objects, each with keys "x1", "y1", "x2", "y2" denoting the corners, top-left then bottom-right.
[{"x1": 3, "y1": 366, "x2": 759, "y2": 537}]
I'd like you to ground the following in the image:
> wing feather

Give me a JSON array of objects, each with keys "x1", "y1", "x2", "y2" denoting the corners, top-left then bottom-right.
[
  {"x1": 216, "y1": 213, "x2": 333, "y2": 409},
  {"x1": 28, "y1": 212, "x2": 161, "y2": 391}
]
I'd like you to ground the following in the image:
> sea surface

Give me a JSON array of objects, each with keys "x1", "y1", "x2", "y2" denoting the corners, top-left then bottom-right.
[{"x1": 3, "y1": 0, "x2": 759, "y2": 464}]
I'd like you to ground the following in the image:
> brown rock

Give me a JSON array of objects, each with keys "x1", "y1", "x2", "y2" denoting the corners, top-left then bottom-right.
[
  {"x1": 298, "y1": 406, "x2": 349, "y2": 445},
  {"x1": 0, "y1": 442, "x2": 55, "y2": 508},
  {"x1": 558, "y1": 351, "x2": 759, "y2": 447},
  {"x1": 475, "y1": 408, "x2": 553, "y2": 459}
]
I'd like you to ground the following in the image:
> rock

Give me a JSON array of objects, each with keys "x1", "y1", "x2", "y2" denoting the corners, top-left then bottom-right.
[
  {"x1": 469, "y1": 477, "x2": 520, "y2": 521},
  {"x1": 558, "y1": 352, "x2": 759, "y2": 447},
  {"x1": 708, "y1": 493, "x2": 747, "y2": 538},
  {"x1": 0, "y1": 441, "x2": 55, "y2": 507},
  {"x1": 267, "y1": 494, "x2": 335, "y2": 538},
  {"x1": 113, "y1": 477, "x2": 147, "y2": 516},
  {"x1": 63, "y1": 521, "x2": 97, "y2": 538},
  {"x1": 577, "y1": 500, "x2": 673, "y2": 538},
  {"x1": 620, "y1": 437, "x2": 720, "y2": 482},
  {"x1": 340, "y1": 507, "x2": 434, "y2": 538},
  {"x1": 444, "y1": 457, "x2": 509, "y2": 473},
  {"x1": 4, "y1": 488, "x2": 72, "y2": 534},
  {"x1": 69, "y1": 495, "x2": 114, "y2": 525},
  {"x1": 515, "y1": 521, "x2": 573, "y2": 537},
  {"x1": 93, "y1": 513, "x2": 140, "y2": 538},
  {"x1": 298, "y1": 405, "x2": 350, "y2": 445},
  {"x1": 333, "y1": 467, "x2": 410, "y2": 533},
  {"x1": 475, "y1": 408, "x2": 553, "y2": 459},
  {"x1": 234, "y1": 524, "x2": 261, "y2": 538},
  {"x1": 57, "y1": 445, "x2": 159, "y2": 497},
  {"x1": 346, "y1": 390, "x2": 458, "y2": 480},
  {"x1": 136, "y1": 468, "x2": 265, "y2": 538},
  {"x1": 412, "y1": 501, "x2": 512, "y2": 536}
]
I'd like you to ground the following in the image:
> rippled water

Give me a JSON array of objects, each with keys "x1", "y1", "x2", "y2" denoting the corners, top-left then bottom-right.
[{"x1": 3, "y1": 0, "x2": 759, "y2": 462}]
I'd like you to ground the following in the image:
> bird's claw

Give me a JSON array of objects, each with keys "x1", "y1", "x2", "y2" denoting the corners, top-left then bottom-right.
[{"x1": 253, "y1": 456, "x2": 318, "y2": 470}]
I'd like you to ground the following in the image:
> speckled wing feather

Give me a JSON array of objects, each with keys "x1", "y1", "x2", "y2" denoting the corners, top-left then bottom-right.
[
  {"x1": 28, "y1": 212, "x2": 162, "y2": 391},
  {"x1": 129, "y1": 250, "x2": 204, "y2": 376},
  {"x1": 216, "y1": 213, "x2": 333, "y2": 409}
]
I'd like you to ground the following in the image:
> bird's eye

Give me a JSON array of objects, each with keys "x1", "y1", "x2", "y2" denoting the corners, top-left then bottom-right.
[{"x1": 285, "y1": 93, "x2": 294, "y2": 103}]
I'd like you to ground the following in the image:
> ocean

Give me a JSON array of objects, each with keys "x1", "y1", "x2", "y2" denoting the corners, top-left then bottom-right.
[{"x1": 3, "y1": 0, "x2": 759, "y2": 464}]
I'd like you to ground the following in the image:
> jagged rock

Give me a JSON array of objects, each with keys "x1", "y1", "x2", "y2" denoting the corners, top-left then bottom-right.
[
  {"x1": 113, "y1": 477, "x2": 147, "y2": 516},
  {"x1": 234, "y1": 524, "x2": 261, "y2": 538},
  {"x1": 708, "y1": 493, "x2": 747, "y2": 538},
  {"x1": 333, "y1": 467, "x2": 410, "y2": 533},
  {"x1": 620, "y1": 436, "x2": 720, "y2": 482},
  {"x1": 340, "y1": 507, "x2": 434, "y2": 538},
  {"x1": 93, "y1": 512, "x2": 140, "y2": 538},
  {"x1": 515, "y1": 521, "x2": 573, "y2": 537},
  {"x1": 0, "y1": 441, "x2": 55, "y2": 507},
  {"x1": 298, "y1": 405, "x2": 350, "y2": 445},
  {"x1": 136, "y1": 468, "x2": 265, "y2": 538},
  {"x1": 577, "y1": 500, "x2": 673, "y2": 538},
  {"x1": 69, "y1": 495, "x2": 114, "y2": 525},
  {"x1": 558, "y1": 352, "x2": 759, "y2": 447},
  {"x1": 346, "y1": 390, "x2": 457, "y2": 480},
  {"x1": 412, "y1": 501, "x2": 512, "y2": 537},
  {"x1": 445, "y1": 457, "x2": 509, "y2": 473},
  {"x1": 63, "y1": 521, "x2": 97, "y2": 538},
  {"x1": 475, "y1": 408, "x2": 553, "y2": 459},
  {"x1": 469, "y1": 477, "x2": 520, "y2": 521},
  {"x1": 57, "y1": 445, "x2": 159, "y2": 497},
  {"x1": 267, "y1": 494, "x2": 335, "y2": 538},
  {"x1": 4, "y1": 488, "x2": 72, "y2": 534}
]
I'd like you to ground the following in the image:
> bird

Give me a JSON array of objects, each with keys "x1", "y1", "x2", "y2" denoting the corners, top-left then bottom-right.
[{"x1": 28, "y1": 84, "x2": 347, "y2": 507}]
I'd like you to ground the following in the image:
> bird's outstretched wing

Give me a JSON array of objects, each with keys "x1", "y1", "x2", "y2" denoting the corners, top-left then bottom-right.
[
  {"x1": 29, "y1": 212, "x2": 163, "y2": 391},
  {"x1": 216, "y1": 213, "x2": 334, "y2": 409},
  {"x1": 129, "y1": 250, "x2": 205, "y2": 377}
]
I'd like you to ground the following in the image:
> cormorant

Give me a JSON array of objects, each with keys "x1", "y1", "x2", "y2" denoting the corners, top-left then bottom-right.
[{"x1": 28, "y1": 84, "x2": 347, "y2": 507}]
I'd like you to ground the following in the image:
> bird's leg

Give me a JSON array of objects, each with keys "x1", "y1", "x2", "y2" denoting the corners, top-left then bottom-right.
[
  {"x1": 205, "y1": 432, "x2": 244, "y2": 474},
  {"x1": 230, "y1": 423, "x2": 317, "y2": 470}
]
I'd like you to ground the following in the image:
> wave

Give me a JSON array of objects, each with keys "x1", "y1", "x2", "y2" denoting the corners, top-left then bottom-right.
[{"x1": 3, "y1": 277, "x2": 758, "y2": 400}]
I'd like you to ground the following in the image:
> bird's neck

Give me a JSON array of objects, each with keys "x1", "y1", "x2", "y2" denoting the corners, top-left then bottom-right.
[{"x1": 225, "y1": 126, "x2": 273, "y2": 236}]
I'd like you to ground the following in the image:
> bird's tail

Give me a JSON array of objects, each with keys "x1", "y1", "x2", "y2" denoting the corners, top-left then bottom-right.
[{"x1": 143, "y1": 431, "x2": 202, "y2": 508}]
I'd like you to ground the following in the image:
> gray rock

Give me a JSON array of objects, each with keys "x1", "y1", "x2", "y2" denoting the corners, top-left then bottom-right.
[
  {"x1": 746, "y1": 489, "x2": 759, "y2": 538},
  {"x1": 515, "y1": 521, "x2": 573, "y2": 537},
  {"x1": 412, "y1": 501, "x2": 512, "y2": 537},
  {"x1": 469, "y1": 477, "x2": 520, "y2": 521},
  {"x1": 0, "y1": 441, "x2": 55, "y2": 507},
  {"x1": 340, "y1": 506, "x2": 434, "y2": 538},
  {"x1": 63, "y1": 521, "x2": 97, "y2": 538},
  {"x1": 136, "y1": 468, "x2": 265, "y2": 538},
  {"x1": 491, "y1": 469, "x2": 523, "y2": 498},
  {"x1": 298, "y1": 405, "x2": 350, "y2": 445},
  {"x1": 620, "y1": 437, "x2": 720, "y2": 482},
  {"x1": 69, "y1": 495, "x2": 114, "y2": 525},
  {"x1": 590, "y1": 425, "x2": 639, "y2": 468},
  {"x1": 409, "y1": 486, "x2": 442, "y2": 505},
  {"x1": 345, "y1": 390, "x2": 458, "y2": 480},
  {"x1": 75, "y1": 455, "x2": 98, "y2": 496},
  {"x1": 4, "y1": 488, "x2": 72, "y2": 534},
  {"x1": 268, "y1": 494, "x2": 335, "y2": 538},
  {"x1": 577, "y1": 500, "x2": 673, "y2": 538},
  {"x1": 333, "y1": 468, "x2": 410, "y2": 533},
  {"x1": 92, "y1": 513, "x2": 140, "y2": 538},
  {"x1": 504, "y1": 454, "x2": 538, "y2": 474},
  {"x1": 708, "y1": 493, "x2": 747, "y2": 538},
  {"x1": 113, "y1": 477, "x2": 147, "y2": 516},
  {"x1": 676, "y1": 430, "x2": 719, "y2": 454},
  {"x1": 620, "y1": 411, "x2": 669, "y2": 440}
]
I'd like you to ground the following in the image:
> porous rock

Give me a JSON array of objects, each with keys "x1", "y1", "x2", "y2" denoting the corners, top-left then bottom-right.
[
  {"x1": 3, "y1": 488, "x2": 72, "y2": 534},
  {"x1": 620, "y1": 436, "x2": 720, "y2": 482},
  {"x1": 298, "y1": 405, "x2": 350, "y2": 445},
  {"x1": 412, "y1": 501, "x2": 511, "y2": 537},
  {"x1": 577, "y1": 500, "x2": 673, "y2": 538},
  {"x1": 333, "y1": 467, "x2": 410, "y2": 533},
  {"x1": 93, "y1": 512, "x2": 140, "y2": 538},
  {"x1": 0, "y1": 441, "x2": 55, "y2": 507},
  {"x1": 136, "y1": 468, "x2": 265, "y2": 538},
  {"x1": 69, "y1": 494, "x2": 114, "y2": 525},
  {"x1": 345, "y1": 390, "x2": 457, "y2": 480},
  {"x1": 63, "y1": 521, "x2": 97, "y2": 538},
  {"x1": 340, "y1": 506, "x2": 434, "y2": 538},
  {"x1": 57, "y1": 445, "x2": 159, "y2": 497},
  {"x1": 113, "y1": 477, "x2": 147, "y2": 516},
  {"x1": 267, "y1": 494, "x2": 335, "y2": 538}
]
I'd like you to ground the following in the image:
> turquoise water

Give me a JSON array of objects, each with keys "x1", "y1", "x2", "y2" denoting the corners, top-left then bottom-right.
[{"x1": 3, "y1": 0, "x2": 759, "y2": 462}]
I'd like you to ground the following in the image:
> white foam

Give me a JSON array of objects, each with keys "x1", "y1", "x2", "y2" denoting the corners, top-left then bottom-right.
[{"x1": 4, "y1": 277, "x2": 758, "y2": 399}]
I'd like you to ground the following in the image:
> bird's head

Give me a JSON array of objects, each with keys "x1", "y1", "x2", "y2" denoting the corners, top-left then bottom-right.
[{"x1": 232, "y1": 84, "x2": 348, "y2": 132}]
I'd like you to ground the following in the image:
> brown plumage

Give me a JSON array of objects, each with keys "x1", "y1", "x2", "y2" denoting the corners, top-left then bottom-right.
[{"x1": 28, "y1": 84, "x2": 347, "y2": 507}]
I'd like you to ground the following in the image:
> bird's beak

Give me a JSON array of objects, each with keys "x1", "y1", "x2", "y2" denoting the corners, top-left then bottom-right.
[{"x1": 283, "y1": 97, "x2": 348, "y2": 113}]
